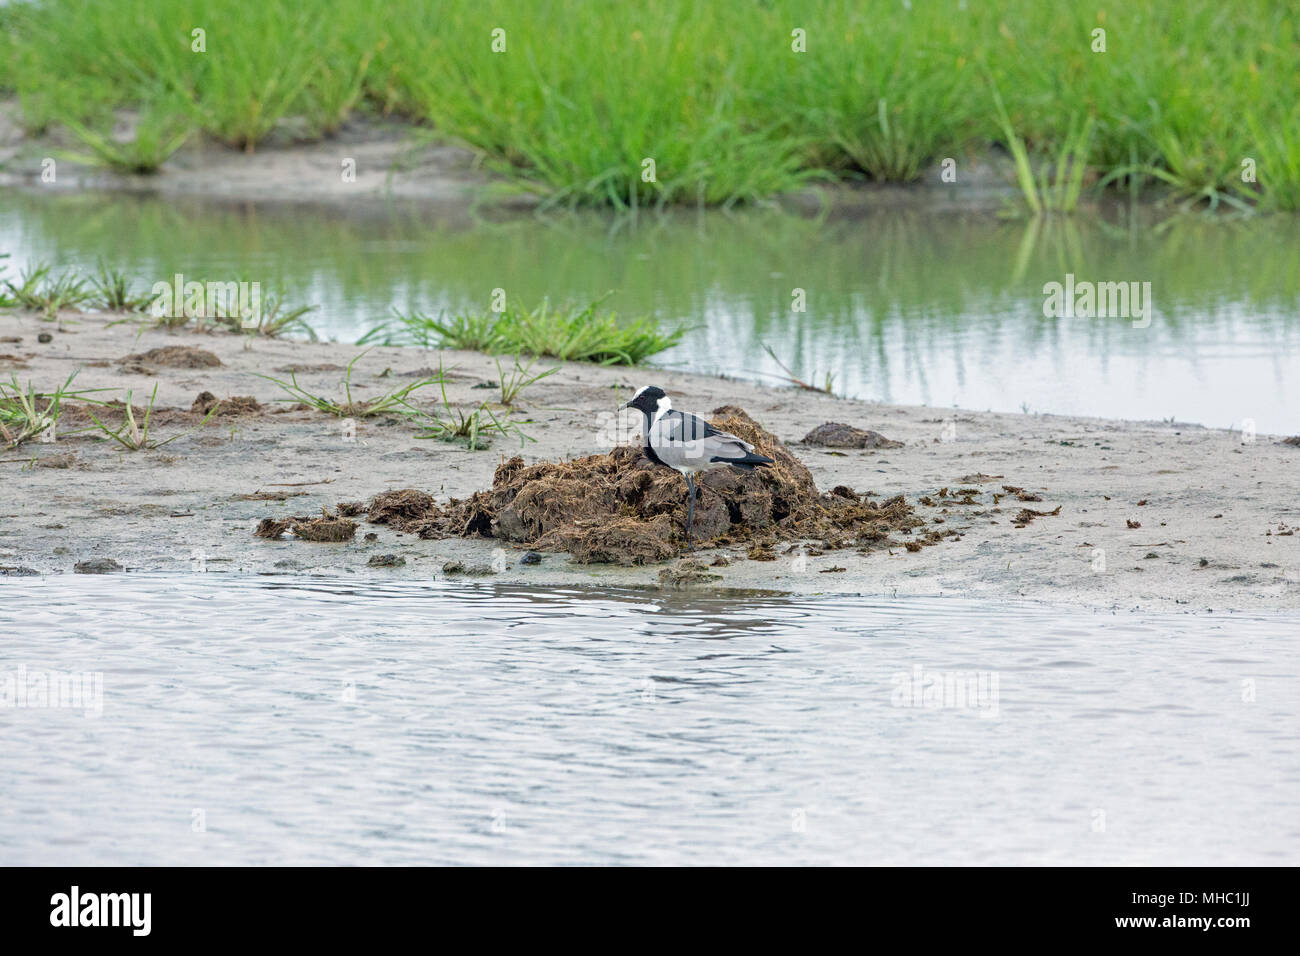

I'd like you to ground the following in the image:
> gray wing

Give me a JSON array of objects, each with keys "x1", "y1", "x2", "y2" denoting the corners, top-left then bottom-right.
[
  {"x1": 653, "y1": 410, "x2": 757, "y2": 470},
  {"x1": 662, "y1": 410, "x2": 755, "y2": 451}
]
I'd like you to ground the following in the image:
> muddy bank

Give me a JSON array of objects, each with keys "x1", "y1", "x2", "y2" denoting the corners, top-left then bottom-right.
[
  {"x1": 0, "y1": 98, "x2": 1030, "y2": 215},
  {"x1": 2, "y1": 307, "x2": 1299, "y2": 612}
]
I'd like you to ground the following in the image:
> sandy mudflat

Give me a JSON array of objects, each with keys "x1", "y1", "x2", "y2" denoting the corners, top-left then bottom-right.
[{"x1": 3, "y1": 309, "x2": 1297, "y2": 613}]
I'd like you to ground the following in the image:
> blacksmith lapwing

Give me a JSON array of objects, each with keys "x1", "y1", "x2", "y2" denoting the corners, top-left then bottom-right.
[{"x1": 622, "y1": 385, "x2": 774, "y2": 548}]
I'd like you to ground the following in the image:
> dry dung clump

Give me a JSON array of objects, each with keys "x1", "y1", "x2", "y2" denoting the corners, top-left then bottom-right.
[
  {"x1": 802, "y1": 422, "x2": 903, "y2": 449},
  {"x1": 192, "y1": 391, "x2": 262, "y2": 417},
  {"x1": 351, "y1": 406, "x2": 932, "y2": 565},
  {"x1": 255, "y1": 508, "x2": 357, "y2": 542},
  {"x1": 368, "y1": 489, "x2": 436, "y2": 526},
  {"x1": 119, "y1": 346, "x2": 223, "y2": 369}
]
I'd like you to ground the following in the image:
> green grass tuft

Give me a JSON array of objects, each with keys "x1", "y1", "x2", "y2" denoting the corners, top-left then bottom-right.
[{"x1": 363, "y1": 298, "x2": 684, "y2": 366}]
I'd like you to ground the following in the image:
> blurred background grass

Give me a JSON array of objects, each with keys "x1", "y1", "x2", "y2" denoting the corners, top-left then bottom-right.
[{"x1": 0, "y1": 0, "x2": 1295, "y2": 209}]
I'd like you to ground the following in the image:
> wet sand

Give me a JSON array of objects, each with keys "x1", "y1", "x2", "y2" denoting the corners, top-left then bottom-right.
[{"x1": 3, "y1": 307, "x2": 1297, "y2": 612}]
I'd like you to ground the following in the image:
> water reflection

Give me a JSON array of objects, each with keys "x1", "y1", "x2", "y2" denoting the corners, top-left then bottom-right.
[{"x1": 2, "y1": 190, "x2": 1298, "y2": 430}]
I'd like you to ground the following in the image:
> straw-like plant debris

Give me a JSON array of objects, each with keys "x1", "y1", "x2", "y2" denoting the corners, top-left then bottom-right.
[
  {"x1": 255, "y1": 508, "x2": 358, "y2": 542},
  {"x1": 353, "y1": 406, "x2": 942, "y2": 564}
]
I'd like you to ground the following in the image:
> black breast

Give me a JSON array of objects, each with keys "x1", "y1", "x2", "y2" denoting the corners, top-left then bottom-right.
[{"x1": 640, "y1": 410, "x2": 668, "y2": 468}]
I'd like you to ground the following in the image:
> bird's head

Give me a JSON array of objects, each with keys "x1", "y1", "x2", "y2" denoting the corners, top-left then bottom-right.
[{"x1": 621, "y1": 385, "x2": 669, "y2": 418}]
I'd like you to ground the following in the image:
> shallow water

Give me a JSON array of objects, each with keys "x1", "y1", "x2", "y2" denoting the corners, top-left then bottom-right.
[
  {"x1": 1, "y1": 574, "x2": 1296, "y2": 865},
  {"x1": 3, "y1": 192, "x2": 1300, "y2": 433}
]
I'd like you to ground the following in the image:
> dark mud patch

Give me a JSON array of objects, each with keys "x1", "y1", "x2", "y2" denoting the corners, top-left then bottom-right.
[
  {"x1": 351, "y1": 406, "x2": 934, "y2": 565},
  {"x1": 74, "y1": 558, "x2": 123, "y2": 573},
  {"x1": 801, "y1": 422, "x2": 903, "y2": 449},
  {"x1": 658, "y1": 559, "x2": 723, "y2": 586},
  {"x1": 118, "y1": 346, "x2": 223, "y2": 369},
  {"x1": 34, "y1": 451, "x2": 78, "y2": 468},
  {"x1": 442, "y1": 561, "x2": 496, "y2": 576},
  {"x1": 255, "y1": 508, "x2": 357, "y2": 542},
  {"x1": 60, "y1": 401, "x2": 197, "y2": 429}
]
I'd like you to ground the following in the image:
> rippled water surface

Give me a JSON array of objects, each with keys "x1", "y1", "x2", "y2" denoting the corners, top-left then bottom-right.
[{"x1": 1, "y1": 574, "x2": 1296, "y2": 865}]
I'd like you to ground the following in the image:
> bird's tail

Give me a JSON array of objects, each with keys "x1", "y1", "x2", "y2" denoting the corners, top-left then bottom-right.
[{"x1": 718, "y1": 452, "x2": 775, "y2": 471}]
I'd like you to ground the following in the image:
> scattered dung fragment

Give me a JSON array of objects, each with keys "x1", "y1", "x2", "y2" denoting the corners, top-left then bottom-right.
[
  {"x1": 1001, "y1": 484, "x2": 1043, "y2": 502},
  {"x1": 255, "y1": 508, "x2": 357, "y2": 542},
  {"x1": 1012, "y1": 505, "x2": 1063, "y2": 528},
  {"x1": 37, "y1": 332, "x2": 53, "y2": 343},
  {"x1": 801, "y1": 422, "x2": 903, "y2": 449},
  {"x1": 368, "y1": 554, "x2": 406, "y2": 567},
  {"x1": 1126, "y1": 518, "x2": 1142, "y2": 529},
  {"x1": 657, "y1": 559, "x2": 723, "y2": 586},
  {"x1": 192, "y1": 391, "x2": 262, "y2": 417},
  {"x1": 74, "y1": 558, "x2": 123, "y2": 573},
  {"x1": 119, "y1": 346, "x2": 222, "y2": 369}
]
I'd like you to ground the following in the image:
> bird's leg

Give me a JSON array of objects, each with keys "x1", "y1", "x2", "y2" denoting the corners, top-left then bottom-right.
[{"x1": 685, "y1": 474, "x2": 696, "y2": 551}]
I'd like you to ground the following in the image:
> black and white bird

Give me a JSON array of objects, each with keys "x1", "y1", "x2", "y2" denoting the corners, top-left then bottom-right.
[{"x1": 621, "y1": 385, "x2": 774, "y2": 548}]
